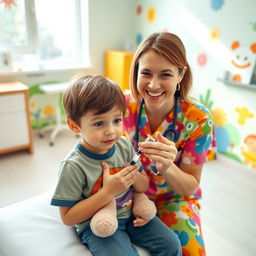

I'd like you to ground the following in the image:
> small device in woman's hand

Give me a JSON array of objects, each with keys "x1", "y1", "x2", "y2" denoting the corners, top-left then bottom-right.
[{"x1": 130, "y1": 134, "x2": 156, "y2": 165}]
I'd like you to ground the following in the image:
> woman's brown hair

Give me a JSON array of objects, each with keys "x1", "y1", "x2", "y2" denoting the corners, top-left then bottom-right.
[{"x1": 129, "y1": 32, "x2": 192, "y2": 102}]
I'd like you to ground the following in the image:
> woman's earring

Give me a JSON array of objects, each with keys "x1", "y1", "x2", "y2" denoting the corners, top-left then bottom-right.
[{"x1": 176, "y1": 83, "x2": 181, "y2": 91}]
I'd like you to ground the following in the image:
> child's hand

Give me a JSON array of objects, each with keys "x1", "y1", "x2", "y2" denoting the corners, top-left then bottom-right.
[
  {"x1": 102, "y1": 162, "x2": 139, "y2": 197},
  {"x1": 133, "y1": 216, "x2": 150, "y2": 227}
]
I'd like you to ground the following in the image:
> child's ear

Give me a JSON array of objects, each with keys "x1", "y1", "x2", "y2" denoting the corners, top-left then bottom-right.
[{"x1": 67, "y1": 117, "x2": 80, "y2": 133}]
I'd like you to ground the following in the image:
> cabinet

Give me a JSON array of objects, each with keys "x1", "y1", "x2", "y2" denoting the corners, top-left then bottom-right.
[
  {"x1": 105, "y1": 50, "x2": 134, "y2": 90},
  {"x1": 0, "y1": 82, "x2": 33, "y2": 155}
]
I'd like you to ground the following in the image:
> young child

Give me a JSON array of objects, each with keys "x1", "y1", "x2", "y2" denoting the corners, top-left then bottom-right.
[{"x1": 51, "y1": 75, "x2": 181, "y2": 256}]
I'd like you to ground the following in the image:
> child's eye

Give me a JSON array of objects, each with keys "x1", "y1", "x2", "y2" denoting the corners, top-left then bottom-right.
[
  {"x1": 114, "y1": 118, "x2": 122, "y2": 124},
  {"x1": 94, "y1": 121, "x2": 104, "y2": 127}
]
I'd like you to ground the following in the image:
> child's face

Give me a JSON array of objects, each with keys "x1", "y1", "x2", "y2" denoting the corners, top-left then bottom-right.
[{"x1": 78, "y1": 105, "x2": 123, "y2": 154}]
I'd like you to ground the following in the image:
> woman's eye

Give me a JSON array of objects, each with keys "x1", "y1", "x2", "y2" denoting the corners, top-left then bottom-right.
[
  {"x1": 94, "y1": 121, "x2": 103, "y2": 127},
  {"x1": 161, "y1": 73, "x2": 172, "y2": 78},
  {"x1": 141, "y1": 71, "x2": 151, "y2": 76},
  {"x1": 114, "y1": 118, "x2": 122, "y2": 124}
]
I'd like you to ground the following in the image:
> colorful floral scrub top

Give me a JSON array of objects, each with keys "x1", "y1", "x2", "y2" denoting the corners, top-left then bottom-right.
[{"x1": 123, "y1": 93, "x2": 217, "y2": 202}]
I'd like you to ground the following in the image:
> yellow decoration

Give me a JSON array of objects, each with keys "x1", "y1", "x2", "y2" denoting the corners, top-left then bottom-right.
[
  {"x1": 242, "y1": 151, "x2": 256, "y2": 163},
  {"x1": 212, "y1": 108, "x2": 227, "y2": 126},
  {"x1": 235, "y1": 107, "x2": 254, "y2": 125},
  {"x1": 147, "y1": 6, "x2": 156, "y2": 23},
  {"x1": 210, "y1": 28, "x2": 220, "y2": 40},
  {"x1": 43, "y1": 105, "x2": 55, "y2": 117},
  {"x1": 30, "y1": 101, "x2": 36, "y2": 109}
]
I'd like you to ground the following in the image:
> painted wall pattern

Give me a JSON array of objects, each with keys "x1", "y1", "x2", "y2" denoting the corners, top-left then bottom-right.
[{"x1": 28, "y1": 83, "x2": 65, "y2": 130}]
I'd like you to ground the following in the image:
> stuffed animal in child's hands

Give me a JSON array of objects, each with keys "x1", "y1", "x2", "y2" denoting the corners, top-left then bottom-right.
[
  {"x1": 90, "y1": 135, "x2": 157, "y2": 237},
  {"x1": 90, "y1": 192, "x2": 156, "y2": 237}
]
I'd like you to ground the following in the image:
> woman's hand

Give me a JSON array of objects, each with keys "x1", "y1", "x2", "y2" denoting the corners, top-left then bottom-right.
[
  {"x1": 138, "y1": 131, "x2": 177, "y2": 175},
  {"x1": 101, "y1": 162, "x2": 139, "y2": 197}
]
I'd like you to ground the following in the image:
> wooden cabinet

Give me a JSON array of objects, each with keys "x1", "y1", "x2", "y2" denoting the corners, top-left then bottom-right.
[
  {"x1": 0, "y1": 81, "x2": 33, "y2": 155},
  {"x1": 105, "y1": 50, "x2": 134, "y2": 90}
]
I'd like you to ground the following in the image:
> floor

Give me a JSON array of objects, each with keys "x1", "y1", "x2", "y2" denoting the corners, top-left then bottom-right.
[
  {"x1": 0, "y1": 131, "x2": 256, "y2": 255},
  {"x1": 0, "y1": 130, "x2": 78, "y2": 207}
]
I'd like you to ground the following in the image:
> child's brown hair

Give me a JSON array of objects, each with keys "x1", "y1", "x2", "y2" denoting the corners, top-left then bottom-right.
[{"x1": 63, "y1": 75, "x2": 126, "y2": 125}]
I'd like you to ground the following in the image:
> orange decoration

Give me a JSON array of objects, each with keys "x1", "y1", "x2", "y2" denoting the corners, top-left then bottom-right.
[{"x1": 0, "y1": 0, "x2": 16, "y2": 8}]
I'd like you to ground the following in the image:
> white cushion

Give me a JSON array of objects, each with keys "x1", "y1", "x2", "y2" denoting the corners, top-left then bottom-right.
[{"x1": 0, "y1": 193, "x2": 149, "y2": 256}]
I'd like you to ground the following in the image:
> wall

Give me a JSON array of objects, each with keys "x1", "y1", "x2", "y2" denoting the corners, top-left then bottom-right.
[{"x1": 131, "y1": 0, "x2": 256, "y2": 170}]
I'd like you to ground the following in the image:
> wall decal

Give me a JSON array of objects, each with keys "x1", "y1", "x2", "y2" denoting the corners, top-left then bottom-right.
[
  {"x1": 209, "y1": 28, "x2": 220, "y2": 40},
  {"x1": 147, "y1": 6, "x2": 156, "y2": 23},
  {"x1": 136, "y1": 5, "x2": 142, "y2": 15},
  {"x1": 235, "y1": 107, "x2": 254, "y2": 125},
  {"x1": 28, "y1": 83, "x2": 64, "y2": 130},
  {"x1": 250, "y1": 21, "x2": 256, "y2": 32},
  {"x1": 228, "y1": 41, "x2": 256, "y2": 84},
  {"x1": 212, "y1": 108, "x2": 242, "y2": 162},
  {"x1": 210, "y1": 0, "x2": 224, "y2": 11},
  {"x1": 199, "y1": 88, "x2": 213, "y2": 111},
  {"x1": 0, "y1": 0, "x2": 16, "y2": 8},
  {"x1": 241, "y1": 134, "x2": 256, "y2": 169},
  {"x1": 197, "y1": 53, "x2": 207, "y2": 67},
  {"x1": 136, "y1": 33, "x2": 143, "y2": 45}
]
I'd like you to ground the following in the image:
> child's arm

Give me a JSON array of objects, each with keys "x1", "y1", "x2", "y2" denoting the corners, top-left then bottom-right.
[
  {"x1": 132, "y1": 171, "x2": 149, "y2": 193},
  {"x1": 60, "y1": 162, "x2": 139, "y2": 226},
  {"x1": 59, "y1": 188, "x2": 113, "y2": 226}
]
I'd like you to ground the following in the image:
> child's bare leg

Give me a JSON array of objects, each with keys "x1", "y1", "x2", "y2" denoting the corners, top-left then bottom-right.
[
  {"x1": 90, "y1": 199, "x2": 118, "y2": 237},
  {"x1": 132, "y1": 192, "x2": 156, "y2": 221}
]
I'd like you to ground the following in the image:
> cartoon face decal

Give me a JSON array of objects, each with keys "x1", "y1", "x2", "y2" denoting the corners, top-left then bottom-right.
[{"x1": 230, "y1": 41, "x2": 256, "y2": 83}]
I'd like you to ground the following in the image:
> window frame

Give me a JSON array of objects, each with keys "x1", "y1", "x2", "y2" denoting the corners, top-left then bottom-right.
[{"x1": 0, "y1": 0, "x2": 89, "y2": 74}]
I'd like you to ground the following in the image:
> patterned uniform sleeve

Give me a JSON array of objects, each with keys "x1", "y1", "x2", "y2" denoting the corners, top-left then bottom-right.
[
  {"x1": 180, "y1": 104, "x2": 217, "y2": 165},
  {"x1": 123, "y1": 94, "x2": 138, "y2": 139},
  {"x1": 51, "y1": 161, "x2": 86, "y2": 207}
]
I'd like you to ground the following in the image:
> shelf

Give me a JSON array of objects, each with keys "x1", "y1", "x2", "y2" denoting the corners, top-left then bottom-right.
[{"x1": 217, "y1": 78, "x2": 256, "y2": 91}]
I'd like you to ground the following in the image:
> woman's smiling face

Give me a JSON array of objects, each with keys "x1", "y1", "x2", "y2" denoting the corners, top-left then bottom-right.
[{"x1": 137, "y1": 49, "x2": 184, "y2": 114}]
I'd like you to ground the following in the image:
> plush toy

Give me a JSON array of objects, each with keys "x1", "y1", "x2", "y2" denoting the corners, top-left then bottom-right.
[{"x1": 90, "y1": 192, "x2": 157, "y2": 237}]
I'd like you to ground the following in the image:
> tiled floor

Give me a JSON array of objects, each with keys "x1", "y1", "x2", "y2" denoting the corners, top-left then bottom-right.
[{"x1": 0, "y1": 131, "x2": 256, "y2": 255}]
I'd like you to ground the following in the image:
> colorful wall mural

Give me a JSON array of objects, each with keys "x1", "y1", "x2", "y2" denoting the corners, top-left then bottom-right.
[{"x1": 28, "y1": 83, "x2": 65, "y2": 131}]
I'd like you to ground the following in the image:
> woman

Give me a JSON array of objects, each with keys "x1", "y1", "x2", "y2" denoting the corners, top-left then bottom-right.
[{"x1": 123, "y1": 32, "x2": 217, "y2": 256}]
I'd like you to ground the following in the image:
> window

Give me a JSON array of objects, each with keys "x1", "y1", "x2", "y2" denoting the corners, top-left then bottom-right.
[{"x1": 0, "y1": 0, "x2": 89, "y2": 72}]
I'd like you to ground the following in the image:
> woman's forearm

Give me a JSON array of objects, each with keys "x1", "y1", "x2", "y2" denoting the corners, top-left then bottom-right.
[{"x1": 163, "y1": 163, "x2": 202, "y2": 197}]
